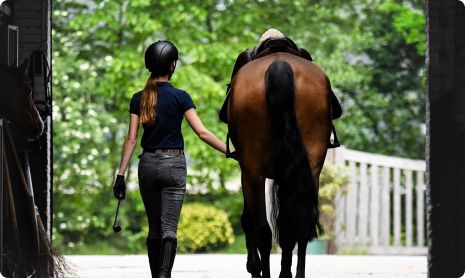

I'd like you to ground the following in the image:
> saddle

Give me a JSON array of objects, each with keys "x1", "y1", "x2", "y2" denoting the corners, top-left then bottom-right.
[{"x1": 252, "y1": 37, "x2": 301, "y2": 60}]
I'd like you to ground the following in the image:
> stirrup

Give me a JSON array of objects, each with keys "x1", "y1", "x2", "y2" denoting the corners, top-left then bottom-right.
[{"x1": 328, "y1": 123, "x2": 341, "y2": 149}]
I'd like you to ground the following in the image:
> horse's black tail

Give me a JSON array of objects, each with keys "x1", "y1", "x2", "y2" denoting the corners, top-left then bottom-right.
[{"x1": 265, "y1": 60, "x2": 322, "y2": 245}]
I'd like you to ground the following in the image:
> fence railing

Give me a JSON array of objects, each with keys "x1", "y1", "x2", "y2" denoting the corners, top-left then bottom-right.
[{"x1": 332, "y1": 147, "x2": 427, "y2": 255}]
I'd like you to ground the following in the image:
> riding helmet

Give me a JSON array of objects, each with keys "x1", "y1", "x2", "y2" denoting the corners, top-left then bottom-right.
[{"x1": 144, "y1": 40, "x2": 179, "y2": 77}]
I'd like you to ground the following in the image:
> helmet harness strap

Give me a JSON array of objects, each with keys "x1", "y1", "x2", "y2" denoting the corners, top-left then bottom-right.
[{"x1": 169, "y1": 60, "x2": 177, "y2": 80}]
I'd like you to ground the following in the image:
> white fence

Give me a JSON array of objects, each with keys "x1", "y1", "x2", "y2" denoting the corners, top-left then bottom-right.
[{"x1": 332, "y1": 147, "x2": 427, "y2": 255}]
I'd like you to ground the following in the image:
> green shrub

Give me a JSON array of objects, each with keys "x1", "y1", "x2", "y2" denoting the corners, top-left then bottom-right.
[
  {"x1": 212, "y1": 193, "x2": 244, "y2": 234},
  {"x1": 186, "y1": 191, "x2": 244, "y2": 234},
  {"x1": 319, "y1": 163, "x2": 350, "y2": 254},
  {"x1": 319, "y1": 164, "x2": 350, "y2": 238},
  {"x1": 178, "y1": 203, "x2": 235, "y2": 253}
]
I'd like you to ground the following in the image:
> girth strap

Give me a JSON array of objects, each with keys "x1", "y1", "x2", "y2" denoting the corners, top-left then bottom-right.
[{"x1": 225, "y1": 131, "x2": 236, "y2": 159}]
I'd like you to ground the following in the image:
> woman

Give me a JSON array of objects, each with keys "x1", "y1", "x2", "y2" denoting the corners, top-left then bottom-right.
[{"x1": 113, "y1": 40, "x2": 228, "y2": 278}]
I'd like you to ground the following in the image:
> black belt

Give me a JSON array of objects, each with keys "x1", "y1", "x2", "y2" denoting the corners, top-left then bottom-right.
[{"x1": 144, "y1": 149, "x2": 184, "y2": 156}]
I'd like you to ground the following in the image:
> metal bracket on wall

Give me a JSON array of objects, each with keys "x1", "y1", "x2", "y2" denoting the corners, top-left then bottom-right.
[{"x1": 0, "y1": 25, "x2": 18, "y2": 67}]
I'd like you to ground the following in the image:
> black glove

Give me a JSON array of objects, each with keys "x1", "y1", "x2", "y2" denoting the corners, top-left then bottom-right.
[
  {"x1": 226, "y1": 151, "x2": 238, "y2": 161},
  {"x1": 113, "y1": 175, "x2": 126, "y2": 200}
]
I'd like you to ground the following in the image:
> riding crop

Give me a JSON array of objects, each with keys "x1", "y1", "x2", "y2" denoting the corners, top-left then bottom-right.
[{"x1": 112, "y1": 199, "x2": 122, "y2": 233}]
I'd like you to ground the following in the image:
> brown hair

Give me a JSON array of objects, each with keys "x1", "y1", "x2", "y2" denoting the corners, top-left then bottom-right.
[{"x1": 139, "y1": 75, "x2": 158, "y2": 125}]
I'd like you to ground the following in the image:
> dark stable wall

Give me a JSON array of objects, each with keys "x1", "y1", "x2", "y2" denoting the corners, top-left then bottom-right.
[
  {"x1": 2, "y1": 0, "x2": 52, "y2": 236},
  {"x1": 427, "y1": 0, "x2": 465, "y2": 277},
  {"x1": 15, "y1": 0, "x2": 52, "y2": 236}
]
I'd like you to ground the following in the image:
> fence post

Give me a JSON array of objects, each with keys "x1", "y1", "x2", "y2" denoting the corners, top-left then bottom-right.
[
  {"x1": 416, "y1": 171, "x2": 424, "y2": 247},
  {"x1": 393, "y1": 168, "x2": 401, "y2": 247},
  {"x1": 370, "y1": 165, "x2": 379, "y2": 247},
  {"x1": 406, "y1": 170, "x2": 413, "y2": 247},
  {"x1": 333, "y1": 147, "x2": 345, "y2": 249},
  {"x1": 346, "y1": 161, "x2": 357, "y2": 246},
  {"x1": 381, "y1": 166, "x2": 390, "y2": 247},
  {"x1": 359, "y1": 163, "x2": 369, "y2": 245}
]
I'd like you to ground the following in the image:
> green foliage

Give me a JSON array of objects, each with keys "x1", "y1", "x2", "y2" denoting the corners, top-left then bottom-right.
[
  {"x1": 380, "y1": 1, "x2": 426, "y2": 55},
  {"x1": 319, "y1": 164, "x2": 350, "y2": 239},
  {"x1": 215, "y1": 233, "x2": 247, "y2": 254},
  {"x1": 177, "y1": 203, "x2": 235, "y2": 253},
  {"x1": 53, "y1": 189, "x2": 148, "y2": 254},
  {"x1": 332, "y1": 0, "x2": 426, "y2": 159},
  {"x1": 186, "y1": 191, "x2": 244, "y2": 234}
]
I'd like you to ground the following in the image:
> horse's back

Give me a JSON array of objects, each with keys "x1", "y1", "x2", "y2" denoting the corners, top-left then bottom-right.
[{"x1": 229, "y1": 53, "x2": 332, "y2": 178}]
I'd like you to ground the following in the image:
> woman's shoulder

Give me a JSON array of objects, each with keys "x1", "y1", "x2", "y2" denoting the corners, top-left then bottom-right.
[
  {"x1": 170, "y1": 86, "x2": 195, "y2": 110},
  {"x1": 130, "y1": 91, "x2": 143, "y2": 100},
  {"x1": 169, "y1": 85, "x2": 187, "y2": 93},
  {"x1": 132, "y1": 90, "x2": 143, "y2": 97},
  {"x1": 169, "y1": 86, "x2": 191, "y2": 98},
  {"x1": 129, "y1": 91, "x2": 143, "y2": 107}
]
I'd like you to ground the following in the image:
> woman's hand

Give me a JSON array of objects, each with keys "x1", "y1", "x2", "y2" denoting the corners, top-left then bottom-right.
[
  {"x1": 226, "y1": 150, "x2": 239, "y2": 161},
  {"x1": 113, "y1": 174, "x2": 126, "y2": 200}
]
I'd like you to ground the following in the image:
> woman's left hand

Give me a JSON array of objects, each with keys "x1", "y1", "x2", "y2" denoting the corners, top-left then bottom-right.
[{"x1": 113, "y1": 175, "x2": 126, "y2": 200}]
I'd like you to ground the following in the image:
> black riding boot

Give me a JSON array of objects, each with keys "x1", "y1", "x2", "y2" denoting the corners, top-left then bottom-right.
[
  {"x1": 146, "y1": 238, "x2": 162, "y2": 277},
  {"x1": 159, "y1": 238, "x2": 177, "y2": 278}
]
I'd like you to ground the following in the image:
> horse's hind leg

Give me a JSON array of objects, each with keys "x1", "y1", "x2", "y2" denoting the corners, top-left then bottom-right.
[
  {"x1": 242, "y1": 208, "x2": 261, "y2": 277},
  {"x1": 256, "y1": 222, "x2": 272, "y2": 278},
  {"x1": 241, "y1": 173, "x2": 262, "y2": 278},
  {"x1": 296, "y1": 239, "x2": 308, "y2": 278},
  {"x1": 279, "y1": 239, "x2": 295, "y2": 278},
  {"x1": 255, "y1": 185, "x2": 272, "y2": 278}
]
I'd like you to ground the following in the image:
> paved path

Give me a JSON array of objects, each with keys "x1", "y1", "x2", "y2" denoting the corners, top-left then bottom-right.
[{"x1": 66, "y1": 254, "x2": 427, "y2": 278}]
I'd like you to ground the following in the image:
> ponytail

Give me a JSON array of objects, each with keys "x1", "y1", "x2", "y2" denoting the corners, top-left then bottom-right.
[{"x1": 139, "y1": 75, "x2": 158, "y2": 125}]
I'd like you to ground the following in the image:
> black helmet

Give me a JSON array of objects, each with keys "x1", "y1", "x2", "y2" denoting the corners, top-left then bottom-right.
[{"x1": 144, "y1": 40, "x2": 179, "y2": 77}]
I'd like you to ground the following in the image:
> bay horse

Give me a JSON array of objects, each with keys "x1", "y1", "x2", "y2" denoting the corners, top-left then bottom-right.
[
  {"x1": 228, "y1": 52, "x2": 332, "y2": 278},
  {"x1": 0, "y1": 60, "x2": 44, "y2": 139}
]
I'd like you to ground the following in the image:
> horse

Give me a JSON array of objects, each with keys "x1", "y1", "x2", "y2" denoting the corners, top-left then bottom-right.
[
  {"x1": 0, "y1": 60, "x2": 44, "y2": 139},
  {"x1": 1, "y1": 61, "x2": 68, "y2": 277},
  {"x1": 228, "y1": 52, "x2": 333, "y2": 278}
]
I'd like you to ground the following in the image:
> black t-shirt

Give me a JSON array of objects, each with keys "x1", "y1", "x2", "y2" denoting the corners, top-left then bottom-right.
[{"x1": 129, "y1": 82, "x2": 196, "y2": 151}]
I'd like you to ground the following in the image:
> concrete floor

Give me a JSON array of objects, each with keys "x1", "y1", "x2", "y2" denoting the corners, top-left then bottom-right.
[{"x1": 65, "y1": 254, "x2": 427, "y2": 278}]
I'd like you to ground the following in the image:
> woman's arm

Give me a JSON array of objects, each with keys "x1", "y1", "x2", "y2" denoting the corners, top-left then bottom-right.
[
  {"x1": 117, "y1": 113, "x2": 140, "y2": 175},
  {"x1": 184, "y1": 108, "x2": 227, "y2": 154}
]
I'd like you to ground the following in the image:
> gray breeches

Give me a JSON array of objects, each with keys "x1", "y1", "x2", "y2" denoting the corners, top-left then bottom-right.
[{"x1": 138, "y1": 152, "x2": 187, "y2": 240}]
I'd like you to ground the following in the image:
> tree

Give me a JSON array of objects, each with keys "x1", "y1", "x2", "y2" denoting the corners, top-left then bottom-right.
[{"x1": 330, "y1": 0, "x2": 426, "y2": 159}]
